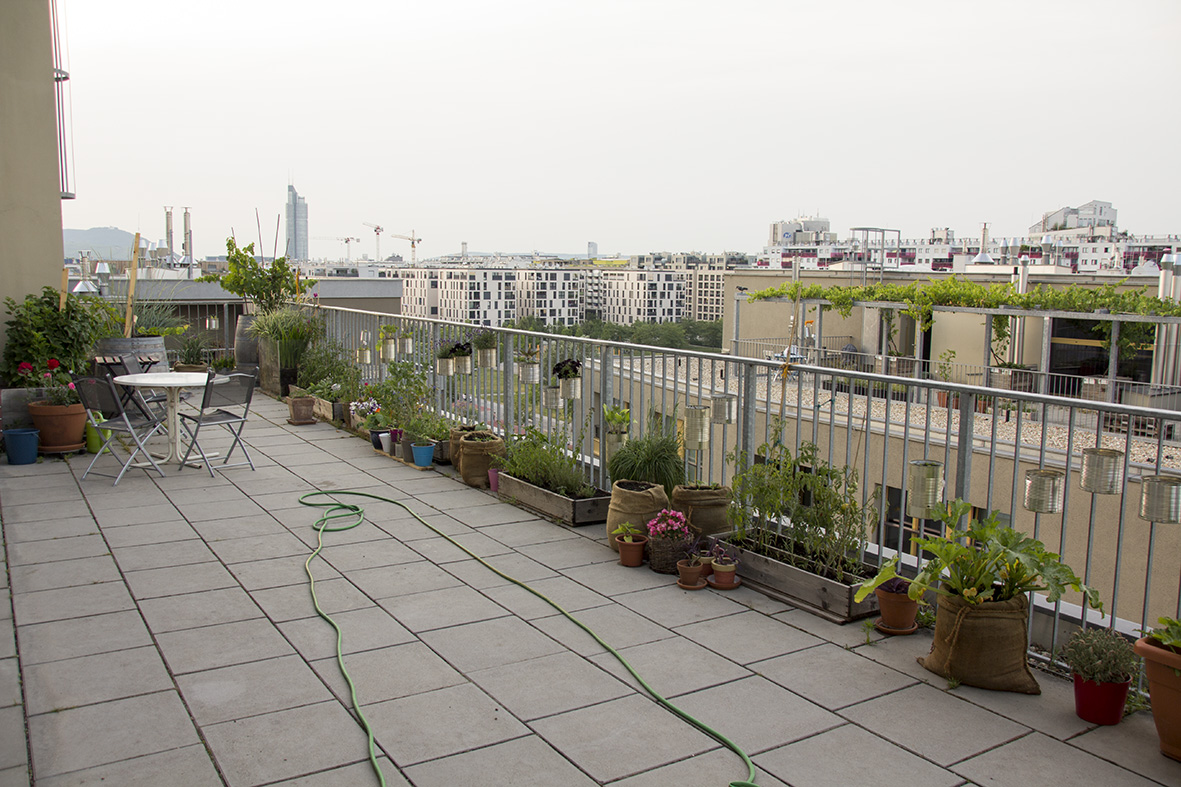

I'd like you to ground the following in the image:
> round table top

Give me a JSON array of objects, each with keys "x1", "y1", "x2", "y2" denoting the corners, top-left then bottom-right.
[{"x1": 114, "y1": 372, "x2": 210, "y2": 388}]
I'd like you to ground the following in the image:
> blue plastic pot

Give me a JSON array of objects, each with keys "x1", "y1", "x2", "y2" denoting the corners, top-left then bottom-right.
[
  {"x1": 4, "y1": 428, "x2": 40, "y2": 465},
  {"x1": 411, "y1": 443, "x2": 435, "y2": 468}
]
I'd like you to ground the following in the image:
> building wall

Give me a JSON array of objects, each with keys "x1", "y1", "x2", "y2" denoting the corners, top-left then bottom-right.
[{"x1": 0, "y1": 0, "x2": 64, "y2": 360}]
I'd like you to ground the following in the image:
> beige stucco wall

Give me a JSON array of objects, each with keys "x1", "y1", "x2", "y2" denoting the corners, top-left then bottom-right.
[{"x1": 0, "y1": 1, "x2": 64, "y2": 360}]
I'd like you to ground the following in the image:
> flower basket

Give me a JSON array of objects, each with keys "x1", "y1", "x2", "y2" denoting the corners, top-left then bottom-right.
[{"x1": 648, "y1": 537, "x2": 687, "y2": 574}]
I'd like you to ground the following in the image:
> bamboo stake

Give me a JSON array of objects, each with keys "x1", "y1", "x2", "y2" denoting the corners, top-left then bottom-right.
[{"x1": 124, "y1": 233, "x2": 141, "y2": 338}]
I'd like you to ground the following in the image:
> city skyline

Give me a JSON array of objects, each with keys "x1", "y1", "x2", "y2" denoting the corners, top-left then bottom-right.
[{"x1": 58, "y1": 1, "x2": 1180, "y2": 260}]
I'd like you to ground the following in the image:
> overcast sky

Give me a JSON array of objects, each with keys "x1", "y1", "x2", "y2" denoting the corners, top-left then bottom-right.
[{"x1": 60, "y1": 0, "x2": 1180, "y2": 261}]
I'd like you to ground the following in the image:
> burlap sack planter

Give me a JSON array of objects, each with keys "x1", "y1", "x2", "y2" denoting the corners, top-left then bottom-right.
[
  {"x1": 671, "y1": 484, "x2": 732, "y2": 540},
  {"x1": 450, "y1": 425, "x2": 481, "y2": 475},
  {"x1": 919, "y1": 592, "x2": 1040, "y2": 694},
  {"x1": 605, "y1": 481, "x2": 669, "y2": 553},
  {"x1": 459, "y1": 432, "x2": 505, "y2": 488}
]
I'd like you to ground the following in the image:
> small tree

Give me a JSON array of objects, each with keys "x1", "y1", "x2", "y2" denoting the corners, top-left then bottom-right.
[{"x1": 218, "y1": 237, "x2": 310, "y2": 314}]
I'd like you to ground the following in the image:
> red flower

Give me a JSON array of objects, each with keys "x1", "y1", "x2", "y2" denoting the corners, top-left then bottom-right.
[
  {"x1": 46, "y1": 359, "x2": 60, "y2": 370},
  {"x1": 17, "y1": 362, "x2": 32, "y2": 376}
]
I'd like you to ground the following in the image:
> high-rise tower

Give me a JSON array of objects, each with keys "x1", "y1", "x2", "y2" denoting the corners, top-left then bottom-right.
[{"x1": 285, "y1": 185, "x2": 308, "y2": 260}]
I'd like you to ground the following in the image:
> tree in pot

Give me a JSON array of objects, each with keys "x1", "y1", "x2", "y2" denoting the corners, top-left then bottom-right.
[
  {"x1": 1134, "y1": 617, "x2": 1181, "y2": 760},
  {"x1": 856, "y1": 499, "x2": 1101, "y2": 694},
  {"x1": 215, "y1": 237, "x2": 312, "y2": 367},
  {"x1": 611, "y1": 521, "x2": 647, "y2": 567},
  {"x1": 1060, "y1": 627, "x2": 1140, "y2": 726}
]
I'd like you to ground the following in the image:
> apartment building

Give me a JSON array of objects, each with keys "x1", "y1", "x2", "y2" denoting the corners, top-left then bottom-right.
[
  {"x1": 599, "y1": 269, "x2": 684, "y2": 324},
  {"x1": 515, "y1": 269, "x2": 584, "y2": 327},
  {"x1": 436, "y1": 269, "x2": 518, "y2": 325}
]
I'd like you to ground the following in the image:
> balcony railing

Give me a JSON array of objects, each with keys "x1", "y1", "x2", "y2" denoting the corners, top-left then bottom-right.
[{"x1": 316, "y1": 304, "x2": 1181, "y2": 656}]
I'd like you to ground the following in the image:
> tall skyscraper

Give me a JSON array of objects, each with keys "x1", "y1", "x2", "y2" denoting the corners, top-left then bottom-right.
[{"x1": 285, "y1": 185, "x2": 308, "y2": 260}]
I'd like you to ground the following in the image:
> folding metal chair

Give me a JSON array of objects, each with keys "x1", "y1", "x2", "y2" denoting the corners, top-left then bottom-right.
[
  {"x1": 74, "y1": 374, "x2": 167, "y2": 485},
  {"x1": 177, "y1": 369, "x2": 258, "y2": 476}
]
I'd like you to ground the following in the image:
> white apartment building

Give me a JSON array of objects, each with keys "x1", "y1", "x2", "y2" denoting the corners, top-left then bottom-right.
[
  {"x1": 685, "y1": 267, "x2": 725, "y2": 321},
  {"x1": 599, "y1": 270, "x2": 684, "y2": 324},
  {"x1": 515, "y1": 269, "x2": 584, "y2": 327},
  {"x1": 1029, "y1": 200, "x2": 1118, "y2": 235},
  {"x1": 436, "y1": 269, "x2": 518, "y2": 325}
]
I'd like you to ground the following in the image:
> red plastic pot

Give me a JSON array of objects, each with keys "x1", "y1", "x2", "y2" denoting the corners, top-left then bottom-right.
[{"x1": 1072, "y1": 674, "x2": 1131, "y2": 726}]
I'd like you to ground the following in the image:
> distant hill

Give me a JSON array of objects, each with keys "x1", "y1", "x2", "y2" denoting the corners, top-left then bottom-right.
[{"x1": 63, "y1": 227, "x2": 139, "y2": 260}]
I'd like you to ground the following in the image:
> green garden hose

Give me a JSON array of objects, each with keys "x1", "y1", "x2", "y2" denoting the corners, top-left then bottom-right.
[{"x1": 300, "y1": 489, "x2": 758, "y2": 787}]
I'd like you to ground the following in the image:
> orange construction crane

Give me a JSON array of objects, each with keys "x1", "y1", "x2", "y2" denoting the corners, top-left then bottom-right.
[{"x1": 389, "y1": 230, "x2": 422, "y2": 264}]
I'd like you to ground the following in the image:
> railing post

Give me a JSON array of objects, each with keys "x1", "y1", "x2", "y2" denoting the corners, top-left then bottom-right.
[
  {"x1": 740, "y1": 357, "x2": 756, "y2": 467},
  {"x1": 431, "y1": 321, "x2": 443, "y2": 413},
  {"x1": 1107, "y1": 320, "x2": 1119, "y2": 403},
  {"x1": 953, "y1": 392, "x2": 973, "y2": 507},
  {"x1": 599, "y1": 341, "x2": 611, "y2": 490},
  {"x1": 504, "y1": 333, "x2": 517, "y2": 435}
]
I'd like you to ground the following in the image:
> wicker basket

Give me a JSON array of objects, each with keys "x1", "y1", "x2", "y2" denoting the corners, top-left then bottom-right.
[{"x1": 648, "y1": 537, "x2": 688, "y2": 575}]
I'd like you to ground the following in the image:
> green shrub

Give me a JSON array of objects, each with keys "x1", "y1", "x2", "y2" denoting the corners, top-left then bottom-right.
[
  {"x1": 2, "y1": 287, "x2": 120, "y2": 384},
  {"x1": 499, "y1": 428, "x2": 594, "y2": 499}
]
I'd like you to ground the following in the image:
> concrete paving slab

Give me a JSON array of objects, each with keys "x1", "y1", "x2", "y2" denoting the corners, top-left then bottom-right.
[
  {"x1": 470, "y1": 650, "x2": 631, "y2": 721},
  {"x1": 28, "y1": 691, "x2": 200, "y2": 779},
  {"x1": 16, "y1": 610, "x2": 152, "y2": 665},
  {"x1": 206, "y1": 531, "x2": 315, "y2": 564},
  {"x1": 0, "y1": 707, "x2": 28, "y2": 771},
  {"x1": 155, "y1": 618, "x2": 296, "y2": 675},
  {"x1": 612, "y1": 582, "x2": 752, "y2": 628},
  {"x1": 531, "y1": 603, "x2": 676, "y2": 657},
  {"x1": 366, "y1": 683, "x2": 531, "y2": 767},
  {"x1": 9, "y1": 555, "x2": 121, "y2": 593},
  {"x1": 0, "y1": 765, "x2": 29, "y2": 787},
  {"x1": 99, "y1": 520, "x2": 199, "y2": 548},
  {"x1": 842, "y1": 683, "x2": 1029, "y2": 767},
  {"x1": 480, "y1": 518, "x2": 584, "y2": 547},
  {"x1": 122, "y1": 560, "x2": 239, "y2": 599},
  {"x1": 176, "y1": 653, "x2": 335, "y2": 725},
  {"x1": 0, "y1": 658, "x2": 20, "y2": 708},
  {"x1": 138, "y1": 586, "x2": 264, "y2": 632},
  {"x1": 612, "y1": 747, "x2": 791, "y2": 787},
  {"x1": 419, "y1": 616, "x2": 566, "y2": 673},
  {"x1": 444, "y1": 502, "x2": 539, "y2": 528},
  {"x1": 482, "y1": 575, "x2": 610, "y2": 619},
  {"x1": 226, "y1": 553, "x2": 342, "y2": 591},
  {"x1": 171, "y1": 496, "x2": 267, "y2": 523},
  {"x1": 110, "y1": 539, "x2": 217, "y2": 572},
  {"x1": 34, "y1": 744, "x2": 222, "y2": 787},
  {"x1": 286, "y1": 519, "x2": 394, "y2": 549},
  {"x1": 187, "y1": 513, "x2": 289, "y2": 541},
  {"x1": 251, "y1": 577, "x2": 373, "y2": 623},
  {"x1": 755, "y1": 723, "x2": 961, "y2": 787},
  {"x1": 406, "y1": 529, "x2": 513, "y2": 564},
  {"x1": 441, "y1": 553, "x2": 560, "y2": 591},
  {"x1": 378, "y1": 585, "x2": 510, "y2": 632},
  {"x1": 404, "y1": 734, "x2": 599, "y2": 787},
  {"x1": 12, "y1": 581, "x2": 135, "y2": 626},
  {"x1": 561, "y1": 561, "x2": 681, "y2": 596},
  {"x1": 92, "y1": 503, "x2": 181, "y2": 528},
  {"x1": 201, "y1": 700, "x2": 371, "y2": 787},
  {"x1": 7, "y1": 535, "x2": 110, "y2": 567},
  {"x1": 262, "y1": 757, "x2": 406, "y2": 787},
  {"x1": 278, "y1": 606, "x2": 417, "y2": 661},
  {"x1": 310, "y1": 642, "x2": 466, "y2": 705},
  {"x1": 22, "y1": 645, "x2": 174, "y2": 715},
  {"x1": 755, "y1": 642, "x2": 918, "y2": 710},
  {"x1": 952, "y1": 671, "x2": 1092, "y2": 742},
  {"x1": 0, "y1": 484, "x2": 83, "y2": 507},
  {"x1": 674, "y1": 610, "x2": 826, "y2": 664},
  {"x1": 314, "y1": 537, "x2": 422, "y2": 572},
  {"x1": 1069, "y1": 710, "x2": 1181, "y2": 786},
  {"x1": 346, "y1": 560, "x2": 461, "y2": 600},
  {"x1": 530, "y1": 694, "x2": 718, "y2": 783},
  {"x1": 954, "y1": 731, "x2": 1159, "y2": 786},
  {"x1": 515, "y1": 537, "x2": 619, "y2": 570},
  {"x1": 1, "y1": 515, "x2": 97, "y2": 543},
  {"x1": 1, "y1": 500, "x2": 90, "y2": 525},
  {"x1": 589, "y1": 635, "x2": 753, "y2": 698}
]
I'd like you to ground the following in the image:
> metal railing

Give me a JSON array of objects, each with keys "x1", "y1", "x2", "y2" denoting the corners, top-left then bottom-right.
[{"x1": 315, "y1": 304, "x2": 1181, "y2": 651}]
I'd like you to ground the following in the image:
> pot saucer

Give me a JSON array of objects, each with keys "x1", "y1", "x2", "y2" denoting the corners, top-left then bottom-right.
[
  {"x1": 874, "y1": 619, "x2": 919, "y2": 636},
  {"x1": 707, "y1": 576, "x2": 741, "y2": 590},
  {"x1": 676, "y1": 578, "x2": 708, "y2": 591}
]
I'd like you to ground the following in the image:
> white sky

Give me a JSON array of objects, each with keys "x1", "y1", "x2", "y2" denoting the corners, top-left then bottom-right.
[{"x1": 60, "y1": 0, "x2": 1181, "y2": 261}]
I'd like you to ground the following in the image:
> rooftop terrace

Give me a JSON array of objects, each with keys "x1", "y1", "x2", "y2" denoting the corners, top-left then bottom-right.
[{"x1": 1, "y1": 394, "x2": 1179, "y2": 786}]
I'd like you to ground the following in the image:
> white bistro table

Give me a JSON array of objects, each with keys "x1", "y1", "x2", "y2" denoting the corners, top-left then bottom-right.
[{"x1": 113, "y1": 372, "x2": 210, "y2": 465}]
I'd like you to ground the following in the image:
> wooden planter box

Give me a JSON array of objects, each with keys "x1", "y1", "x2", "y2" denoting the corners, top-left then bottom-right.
[
  {"x1": 719, "y1": 534, "x2": 879, "y2": 623},
  {"x1": 313, "y1": 398, "x2": 345, "y2": 422},
  {"x1": 498, "y1": 473, "x2": 611, "y2": 527}
]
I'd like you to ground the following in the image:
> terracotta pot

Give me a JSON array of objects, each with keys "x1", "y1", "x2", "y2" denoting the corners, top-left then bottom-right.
[
  {"x1": 615, "y1": 535, "x2": 647, "y2": 567},
  {"x1": 287, "y1": 396, "x2": 315, "y2": 425},
  {"x1": 875, "y1": 588, "x2": 919, "y2": 632},
  {"x1": 711, "y1": 563, "x2": 737, "y2": 587},
  {"x1": 1072, "y1": 674, "x2": 1131, "y2": 726},
  {"x1": 697, "y1": 556, "x2": 714, "y2": 579},
  {"x1": 676, "y1": 560, "x2": 704, "y2": 586},
  {"x1": 27, "y1": 402, "x2": 86, "y2": 453},
  {"x1": 1134, "y1": 637, "x2": 1181, "y2": 760}
]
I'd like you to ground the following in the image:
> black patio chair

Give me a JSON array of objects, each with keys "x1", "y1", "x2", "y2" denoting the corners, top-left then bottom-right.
[
  {"x1": 177, "y1": 369, "x2": 258, "y2": 476},
  {"x1": 73, "y1": 374, "x2": 167, "y2": 485}
]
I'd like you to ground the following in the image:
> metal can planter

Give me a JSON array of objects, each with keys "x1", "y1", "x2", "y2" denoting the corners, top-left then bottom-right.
[
  {"x1": 436, "y1": 357, "x2": 455, "y2": 377},
  {"x1": 454, "y1": 354, "x2": 473, "y2": 375},
  {"x1": 477, "y1": 348, "x2": 498, "y2": 369},
  {"x1": 543, "y1": 386, "x2": 561, "y2": 408},
  {"x1": 518, "y1": 362, "x2": 541, "y2": 385},
  {"x1": 559, "y1": 376, "x2": 581, "y2": 400}
]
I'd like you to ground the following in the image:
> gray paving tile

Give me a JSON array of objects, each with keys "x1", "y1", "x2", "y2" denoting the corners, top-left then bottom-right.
[
  {"x1": 0, "y1": 621, "x2": 12, "y2": 660},
  {"x1": 531, "y1": 603, "x2": 676, "y2": 656},
  {"x1": 0, "y1": 765, "x2": 29, "y2": 787},
  {"x1": 9, "y1": 555, "x2": 121, "y2": 593},
  {"x1": 310, "y1": 642, "x2": 466, "y2": 705},
  {"x1": 0, "y1": 706, "x2": 28, "y2": 771},
  {"x1": 561, "y1": 561, "x2": 680, "y2": 596},
  {"x1": 100, "y1": 520, "x2": 198, "y2": 548},
  {"x1": 7, "y1": 535, "x2": 109, "y2": 567},
  {"x1": 252, "y1": 578, "x2": 373, "y2": 623},
  {"x1": 93, "y1": 503, "x2": 181, "y2": 528},
  {"x1": 2, "y1": 500, "x2": 90, "y2": 524},
  {"x1": 2, "y1": 516, "x2": 97, "y2": 543},
  {"x1": 842, "y1": 683, "x2": 1029, "y2": 766},
  {"x1": 110, "y1": 539, "x2": 217, "y2": 571},
  {"x1": 515, "y1": 537, "x2": 619, "y2": 570},
  {"x1": 176, "y1": 654, "x2": 334, "y2": 725},
  {"x1": 612, "y1": 582, "x2": 751, "y2": 628},
  {"x1": 470, "y1": 650, "x2": 631, "y2": 721},
  {"x1": 755, "y1": 723, "x2": 960, "y2": 787},
  {"x1": 13, "y1": 582, "x2": 134, "y2": 626},
  {"x1": 774, "y1": 607, "x2": 890, "y2": 649},
  {"x1": 35, "y1": 744, "x2": 222, "y2": 787},
  {"x1": 28, "y1": 691, "x2": 200, "y2": 778},
  {"x1": 206, "y1": 531, "x2": 314, "y2": 564},
  {"x1": 171, "y1": 497, "x2": 267, "y2": 523},
  {"x1": 952, "y1": 671, "x2": 1091, "y2": 741},
  {"x1": 23, "y1": 645, "x2": 173, "y2": 715},
  {"x1": 0, "y1": 658, "x2": 19, "y2": 709},
  {"x1": 263, "y1": 757, "x2": 406, "y2": 787},
  {"x1": 156, "y1": 618, "x2": 295, "y2": 674},
  {"x1": 1069, "y1": 710, "x2": 1181, "y2": 786},
  {"x1": 414, "y1": 488, "x2": 500, "y2": 511},
  {"x1": 0, "y1": 484, "x2": 83, "y2": 507},
  {"x1": 17, "y1": 610, "x2": 152, "y2": 665},
  {"x1": 314, "y1": 537, "x2": 422, "y2": 572},
  {"x1": 227, "y1": 553, "x2": 341, "y2": 591},
  {"x1": 480, "y1": 518, "x2": 584, "y2": 547},
  {"x1": 287, "y1": 519, "x2": 398, "y2": 549},
  {"x1": 346, "y1": 560, "x2": 461, "y2": 600},
  {"x1": 954, "y1": 731, "x2": 1159, "y2": 786},
  {"x1": 406, "y1": 530, "x2": 513, "y2": 563},
  {"x1": 366, "y1": 683, "x2": 531, "y2": 767},
  {"x1": 420, "y1": 616, "x2": 566, "y2": 673},
  {"x1": 123, "y1": 560, "x2": 238, "y2": 599},
  {"x1": 377, "y1": 585, "x2": 509, "y2": 632},
  {"x1": 138, "y1": 586, "x2": 264, "y2": 632},
  {"x1": 404, "y1": 734, "x2": 598, "y2": 787},
  {"x1": 590, "y1": 635, "x2": 753, "y2": 698},
  {"x1": 277, "y1": 606, "x2": 416, "y2": 661},
  {"x1": 530, "y1": 694, "x2": 717, "y2": 782},
  {"x1": 443, "y1": 502, "x2": 537, "y2": 528},
  {"x1": 202, "y1": 700, "x2": 371, "y2": 787},
  {"x1": 675, "y1": 610, "x2": 826, "y2": 664},
  {"x1": 482, "y1": 575, "x2": 610, "y2": 619},
  {"x1": 755, "y1": 642, "x2": 917, "y2": 710},
  {"x1": 613, "y1": 748, "x2": 791, "y2": 787},
  {"x1": 441, "y1": 553, "x2": 560, "y2": 591}
]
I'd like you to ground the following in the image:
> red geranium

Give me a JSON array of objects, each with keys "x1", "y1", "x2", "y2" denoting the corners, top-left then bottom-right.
[
  {"x1": 47, "y1": 358, "x2": 60, "y2": 370},
  {"x1": 17, "y1": 362, "x2": 33, "y2": 376}
]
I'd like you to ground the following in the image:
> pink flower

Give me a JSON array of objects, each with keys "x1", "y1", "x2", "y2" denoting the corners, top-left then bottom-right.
[{"x1": 67, "y1": 382, "x2": 75, "y2": 390}]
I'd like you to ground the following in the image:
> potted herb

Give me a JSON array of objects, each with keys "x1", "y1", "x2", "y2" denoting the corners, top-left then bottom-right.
[
  {"x1": 645, "y1": 508, "x2": 692, "y2": 575},
  {"x1": 458, "y1": 431, "x2": 505, "y2": 489},
  {"x1": 542, "y1": 378, "x2": 562, "y2": 409},
  {"x1": 873, "y1": 576, "x2": 918, "y2": 635},
  {"x1": 515, "y1": 345, "x2": 541, "y2": 385},
  {"x1": 856, "y1": 498, "x2": 1101, "y2": 694},
  {"x1": 447, "y1": 341, "x2": 473, "y2": 374},
  {"x1": 473, "y1": 329, "x2": 499, "y2": 369},
  {"x1": 495, "y1": 428, "x2": 611, "y2": 526},
  {"x1": 935, "y1": 348, "x2": 957, "y2": 408},
  {"x1": 602, "y1": 404, "x2": 630, "y2": 464},
  {"x1": 174, "y1": 332, "x2": 209, "y2": 373},
  {"x1": 708, "y1": 543, "x2": 739, "y2": 589},
  {"x1": 380, "y1": 323, "x2": 413, "y2": 359},
  {"x1": 1061, "y1": 627, "x2": 1139, "y2": 726},
  {"x1": 1134, "y1": 617, "x2": 1181, "y2": 760},
  {"x1": 553, "y1": 358, "x2": 582, "y2": 400},
  {"x1": 676, "y1": 550, "x2": 706, "y2": 590},
  {"x1": 611, "y1": 521, "x2": 647, "y2": 567}
]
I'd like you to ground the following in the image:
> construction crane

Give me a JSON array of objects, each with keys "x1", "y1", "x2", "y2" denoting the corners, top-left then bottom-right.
[
  {"x1": 315, "y1": 236, "x2": 361, "y2": 261},
  {"x1": 362, "y1": 223, "x2": 383, "y2": 261},
  {"x1": 389, "y1": 230, "x2": 423, "y2": 264}
]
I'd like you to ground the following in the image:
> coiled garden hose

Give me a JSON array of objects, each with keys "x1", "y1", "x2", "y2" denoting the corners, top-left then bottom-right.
[{"x1": 299, "y1": 489, "x2": 758, "y2": 787}]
